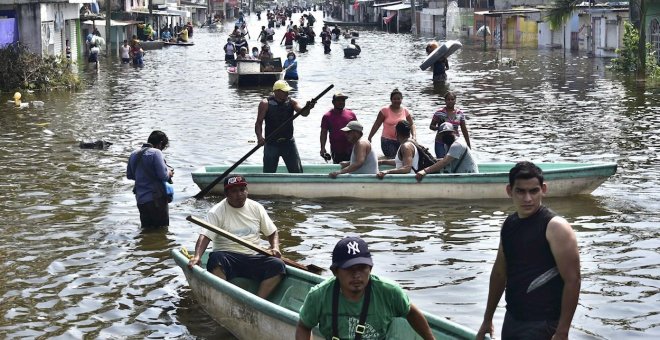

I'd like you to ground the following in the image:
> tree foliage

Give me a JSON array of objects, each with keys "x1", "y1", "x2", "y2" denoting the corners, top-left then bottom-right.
[
  {"x1": 610, "y1": 22, "x2": 660, "y2": 78},
  {"x1": 547, "y1": 0, "x2": 581, "y2": 30},
  {"x1": 0, "y1": 43, "x2": 80, "y2": 92}
]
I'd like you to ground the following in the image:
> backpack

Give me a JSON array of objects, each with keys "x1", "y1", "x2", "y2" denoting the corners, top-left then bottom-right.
[{"x1": 412, "y1": 140, "x2": 437, "y2": 172}]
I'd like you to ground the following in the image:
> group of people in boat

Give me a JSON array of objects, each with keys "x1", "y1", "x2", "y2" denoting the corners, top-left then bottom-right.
[{"x1": 252, "y1": 81, "x2": 476, "y2": 179}]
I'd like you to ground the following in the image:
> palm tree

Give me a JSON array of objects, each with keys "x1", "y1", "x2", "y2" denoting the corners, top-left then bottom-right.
[{"x1": 546, "y1": 0, "x2": 580, "y2": 31}]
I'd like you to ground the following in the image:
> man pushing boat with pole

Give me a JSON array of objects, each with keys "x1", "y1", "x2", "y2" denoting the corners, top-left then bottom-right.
[{"x1": 193, "y1": 83, "x2": 334, "y2": 199}]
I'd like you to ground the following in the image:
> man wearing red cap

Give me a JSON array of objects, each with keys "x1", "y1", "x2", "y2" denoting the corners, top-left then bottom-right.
[
  {"x1": 295, "y1": 236, "x2": 435, "y2": 340},
  {"x1": 187, "y1": 175, "x2": 285, "y2": 298}
]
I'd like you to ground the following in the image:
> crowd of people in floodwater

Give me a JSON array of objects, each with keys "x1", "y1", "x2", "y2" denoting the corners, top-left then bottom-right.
[{"x1": 221, "y1": 7, "x2": 362, "y2": 80}]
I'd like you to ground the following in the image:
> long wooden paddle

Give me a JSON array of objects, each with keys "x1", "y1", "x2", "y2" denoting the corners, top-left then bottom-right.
[
  {"x1": 187, "y1": 215, "x2": 325, "y2": 275},
  {"x1": 194, "y1": 84, "x2": 335, "y2": 199}
]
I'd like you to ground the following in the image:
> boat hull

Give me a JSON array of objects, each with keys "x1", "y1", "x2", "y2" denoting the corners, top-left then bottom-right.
[
  {"x1": 139, "y1": 40, "x2": 164, "y2": 50},
  {"x1": 164, "y1": 41, "x2": 194, "y2": 46},
  {"x1": 344, "y1": 47, "x2": 360, "y2": 58},
  {"x1": 228, "y1": 70, "x2": 283, "y2": 86},
  {"x1": 191, "y1": 163, "x2": 617, "y2": 200},
  {"x1": 228, "y1": 59, "x2": 283, "y2": 86},
  {"x1": 171, "y1": 249, "x2": 482, "y2": 340}
]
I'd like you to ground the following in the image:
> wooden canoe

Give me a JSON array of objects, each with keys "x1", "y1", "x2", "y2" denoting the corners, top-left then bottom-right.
[
  {"x1": 171, "y1": 249, "x2": 483, "y2": 340},
  {"x1": 191, "y1": 163, "x2": 617, "y2": 200},
  {"x1": 164, "y1": 41, "x2": 195, "y2": 46},
  {"x1": 228, "y1": 59, "x2": 283, "y2": 86}
]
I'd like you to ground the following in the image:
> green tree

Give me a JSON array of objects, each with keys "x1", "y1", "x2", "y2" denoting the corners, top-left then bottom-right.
[
  {"x1": 630, "y1": 0, "x2": 648, "y2": 76},
  {"x1": 610, "y1": 22, "x2": 660, "y2": 77},
  {"x1": 0, "y1": 43, "x2": 80, "y2": 91}
]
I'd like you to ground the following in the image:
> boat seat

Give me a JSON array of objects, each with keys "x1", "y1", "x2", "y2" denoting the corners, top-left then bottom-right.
[
  {"x1": 230, "y1": 277, "x2": 259, "y2": 294},
  {"x1": 279, "y1": 283, "x2": 310, "y2": 312}
]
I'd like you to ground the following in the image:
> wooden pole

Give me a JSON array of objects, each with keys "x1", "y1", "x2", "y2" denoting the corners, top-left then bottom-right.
[{"x1": 105, "y1": 0, "x2": 111, "y2": 55}]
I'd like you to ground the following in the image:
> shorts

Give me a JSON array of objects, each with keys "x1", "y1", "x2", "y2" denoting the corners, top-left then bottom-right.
[
  {"x1": 88, "y1": 53, "x2": 98, "y2": 63},
  {"x1": 501, "y1": 311, "x2": 558, "y2": 340},
  {"x1": 207, "y1": 251, "x2": 286, "y2": 281},
  {"x1": 122, "y1": 58, "x2": 131, "y2": 64},
  {"x1": 380, "y1": 137, "x2": 400, "y2": 159}
]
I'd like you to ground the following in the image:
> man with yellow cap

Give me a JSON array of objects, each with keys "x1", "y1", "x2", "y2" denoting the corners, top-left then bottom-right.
[{"x1": 255, "y1": 80, "x2": 313, "y2": 173}]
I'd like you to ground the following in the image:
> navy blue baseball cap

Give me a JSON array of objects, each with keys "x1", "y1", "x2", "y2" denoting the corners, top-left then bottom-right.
[{"x1": 331, "y1": 237, "x2": 373, "y2": 269}]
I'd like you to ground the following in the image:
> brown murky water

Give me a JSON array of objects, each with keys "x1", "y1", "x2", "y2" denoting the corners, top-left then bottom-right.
[{"x1": 1, "y1": 10, "x2": 659, "y2": 339}]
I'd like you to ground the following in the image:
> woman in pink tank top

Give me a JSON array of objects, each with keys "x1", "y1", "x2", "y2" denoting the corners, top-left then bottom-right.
[{"x1": 367, "y1": 89, "x2": 416, "y2": 158}]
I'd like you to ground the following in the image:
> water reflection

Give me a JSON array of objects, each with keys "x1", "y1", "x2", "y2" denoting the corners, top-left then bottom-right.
[{"x1": 0, "y1": 9, "x2": 659, "y2": 340}]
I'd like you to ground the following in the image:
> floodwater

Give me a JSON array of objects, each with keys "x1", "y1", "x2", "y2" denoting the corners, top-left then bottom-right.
[{"x1": 1, "y1": 11, "x2": 659, "y2": 339}]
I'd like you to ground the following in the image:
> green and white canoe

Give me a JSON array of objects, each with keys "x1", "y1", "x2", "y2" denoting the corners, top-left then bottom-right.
[
  {"x1": 191, "y1": 162, "x2": 617, "y2": 200},
  {"x1": 171, "y1": 249, "x2": 484, "y2": 340}
]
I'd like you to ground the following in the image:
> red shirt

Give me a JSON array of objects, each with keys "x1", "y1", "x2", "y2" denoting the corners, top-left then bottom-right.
[
  {"x1": 321, "y1": 109, "x2": 357, "y2": 155},
  {"x1": 283, "y1": 31, "x2": 297, "y2": 44}
]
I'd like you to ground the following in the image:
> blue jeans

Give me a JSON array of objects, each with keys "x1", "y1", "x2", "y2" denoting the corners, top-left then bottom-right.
[
  {"x1": 435, "y1": 141, "x2": 447, "y2": 158},
  {"x1": 263, "y1": 138, "x2": 303, "y2": 173},
  {"x1": 381, "y1": 137, "x2": 400, "y2": 159}
]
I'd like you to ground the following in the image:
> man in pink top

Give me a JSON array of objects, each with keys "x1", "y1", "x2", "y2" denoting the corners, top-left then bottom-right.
[{"x1": 320, "y1": 92, "x2": 357, "y2": 163}]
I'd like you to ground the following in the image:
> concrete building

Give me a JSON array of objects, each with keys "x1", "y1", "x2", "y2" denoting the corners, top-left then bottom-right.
[
  {"x1": 537, "y1": 2, "x2": 629, "y2": 57},
  {"x1": 0, "y1": 0, "x2": 94, "y2": 61}
]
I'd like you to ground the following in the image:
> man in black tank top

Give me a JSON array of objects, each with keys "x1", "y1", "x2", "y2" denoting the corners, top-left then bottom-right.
[
  {"x1": 255, "y1": 80, "x2": 311, "y2": 173},
  {"x1": 477, "y1": 162, "x2": 581, "y2": 340}
]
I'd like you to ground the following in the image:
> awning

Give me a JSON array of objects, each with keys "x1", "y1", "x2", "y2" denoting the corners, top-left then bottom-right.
[
  {"x1": 82, "y1": 19, "x2": 141, "y2": 27},
  {"x1": 383, "y1": 13, "x2": 397, "y2": 24},
  {"x1": 382, "y1": 3, "x2": 411, "y2": 11},
  {"x1": 166, "y1": 8, "x2": 189, "y2": 16},
  {"x1": 130, "y1": 8, "x2": 182, "y2": 16},
  {"x1": 178, "y1": 3, "x2": 208, "y2": 9},
  {"x1": 475, "y1": 8, "x2": 540, "y2": 17},
  {"x1": 372, "y1": 1, "x2": 402, "y2": 7}
]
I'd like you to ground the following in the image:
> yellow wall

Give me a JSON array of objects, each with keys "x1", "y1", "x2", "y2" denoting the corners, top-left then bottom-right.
[{"x1": 505, "y1": 16, "x2": 538, "y2": 47}]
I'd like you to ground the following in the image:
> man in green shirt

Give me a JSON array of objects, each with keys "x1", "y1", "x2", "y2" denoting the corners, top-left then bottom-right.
[{"x1": 295, "y1": 237, "x2": 435, "y2": 340}]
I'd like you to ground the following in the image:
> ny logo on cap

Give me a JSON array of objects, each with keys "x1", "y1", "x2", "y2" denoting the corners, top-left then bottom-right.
[
  {"x1": 346, "y1": 241, "x2": 360, "y2": 255},
  {"x1": 227, "y1": 176, "x2": 243, "y2": 184}
]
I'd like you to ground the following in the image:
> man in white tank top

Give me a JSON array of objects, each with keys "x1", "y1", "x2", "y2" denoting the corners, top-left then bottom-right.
[
  {"x1": 376, "y1": 120, "x2": 418, "y2": 178},
  {"x1": 328, "y1": 121, "x2": 378, "y2": 178}
]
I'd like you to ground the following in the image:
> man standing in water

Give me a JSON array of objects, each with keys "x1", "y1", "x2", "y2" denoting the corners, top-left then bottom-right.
[
  {"x1": 126, "y1": 131, "x2": 173, "y2": 228},
  {"x1": 320, "y1": 92, "x2": 357, "y2": 164},
  {"x1": 476, "y1": 161, "x2": 581, "y2": 340},
  {"x1": 255, "y1": 80, "x2": 314, "y2": 173}
]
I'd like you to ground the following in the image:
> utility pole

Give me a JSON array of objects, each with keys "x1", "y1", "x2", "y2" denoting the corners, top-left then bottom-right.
[
  {"x1": 411, "y1": 0, "x2": 416, "y2": 35},
  {"x1": 443, "y1": 0, "x2": 448, "y2": 39},
  {"x1": 105, "y1": 0, "x2": 111, "y2": 55}
]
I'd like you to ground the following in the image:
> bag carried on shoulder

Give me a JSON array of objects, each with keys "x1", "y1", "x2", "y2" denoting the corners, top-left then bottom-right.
[{"x1": 412, "y1": 140, "x2": 437, "y2": 172}]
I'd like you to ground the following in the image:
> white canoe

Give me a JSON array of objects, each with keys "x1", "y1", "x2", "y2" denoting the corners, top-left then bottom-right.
[
  {"x1": 191, "y1": 163, "x2": 617, "y2": 200},
  {"x1": 171, "y1": 249, "x2": 484, "y2": 339}
]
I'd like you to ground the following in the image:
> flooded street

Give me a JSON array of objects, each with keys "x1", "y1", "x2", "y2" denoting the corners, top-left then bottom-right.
[{"x1": 1, "y1": 11, "x2": 659, "y2": 339}]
